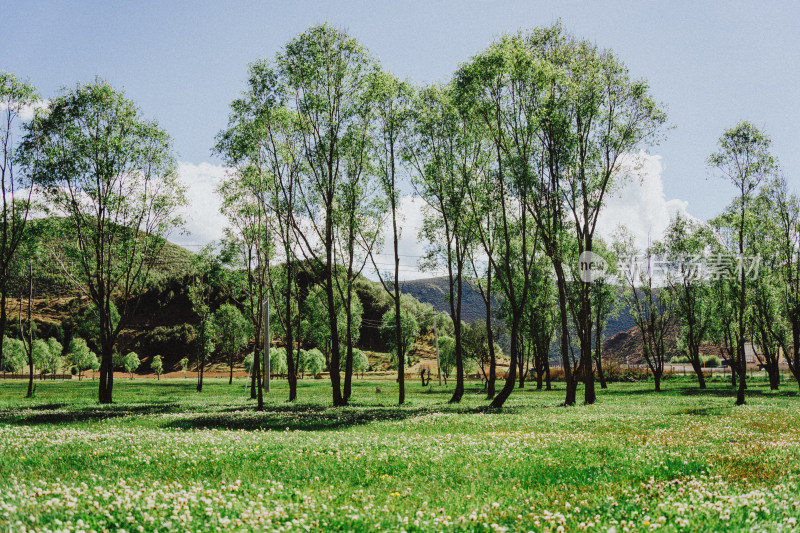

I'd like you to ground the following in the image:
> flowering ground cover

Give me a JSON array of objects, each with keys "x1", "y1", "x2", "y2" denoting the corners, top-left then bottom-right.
[{"x1": 1, "y1": 378, "x2": 799, "y2": 532}]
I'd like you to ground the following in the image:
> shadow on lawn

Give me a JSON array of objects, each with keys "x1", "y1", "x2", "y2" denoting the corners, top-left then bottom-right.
[
  {"x1": 0, "y1": 403, "x2": 184, "y2": 425},
  {"x1": 165, "y1": 403, "x2": 509, "y2": 431},
  {"x1": 601, "y1": 384, "x2": 799, "y2": 398}
]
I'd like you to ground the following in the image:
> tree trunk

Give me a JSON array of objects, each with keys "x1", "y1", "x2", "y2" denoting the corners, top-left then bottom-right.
[
  {"x1": 229, "y1": 354, "x2": 233, "y2": 385},
  {"x1": 490, "y1": 317, "x2": 520, "y2": 408},
  {"x1": 449, "y1": 271, "x2": 464, "y2": 404},
  {"x1": 654, "y1": 372, "x2": 661, "y2": 392},
  {"x1": 485, "y1": 265, "x2": 496, "y2": 400},
  {"x1": 691, "y1": 357, "x2": 707, "y2": 389}
]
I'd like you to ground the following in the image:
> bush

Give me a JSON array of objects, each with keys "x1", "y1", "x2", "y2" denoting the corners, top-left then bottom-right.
[{"x1": 701, "y1": 355, "x2": 720, "y2": 368}]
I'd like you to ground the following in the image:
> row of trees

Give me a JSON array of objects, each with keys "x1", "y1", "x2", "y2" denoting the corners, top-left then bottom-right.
[
  {"x1": 210, "y1": 22, "x2": 665, "y2": 409},
  {"x1": 2, "y1": 23, "x2": 797, "y2": 408}
]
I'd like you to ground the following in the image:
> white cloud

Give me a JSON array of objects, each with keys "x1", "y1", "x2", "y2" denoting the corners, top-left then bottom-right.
[
  {"x1": 596, "y1": 152, "x2": 695, "y2": 251},
  {"x1": 170, "y1": 155, "x2": 693, "y2": 279},
  {"x1": 172, "y1": 161, "x2": 228, "y2": 248},
  {"x1": 0, "y1": 100, "x2": 49, "y2": 121}
]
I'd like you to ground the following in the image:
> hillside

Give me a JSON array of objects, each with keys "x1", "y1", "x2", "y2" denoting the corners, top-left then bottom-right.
[{"x1": 398, "y1": 276, "x2": 489, "y2": 324}]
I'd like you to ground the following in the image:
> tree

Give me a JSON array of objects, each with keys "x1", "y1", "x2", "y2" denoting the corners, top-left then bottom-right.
[
  {"x1": 303, "y1": 282, "x2": 363, "y2": 371},
  {"x1": 437, "y1": 336, "x2": 456, "y2": 384},
  {"x1": 767, "y1": 177, "x2": 800, "y2": 389},
  {"x1": 615, "y1": 228, "x2": 671, "y2": 391},
  {"x1": 658, "y1": 215, "x2": 715, "y2": 388},
  {"x1": 150, "y1": 355, "x2": 164, "y2": 380},
  {"x1": 380, "y1": 309, "x2": 420, "y2": 373},
  {"x1": 123, "y1": 351, "x2": 140, "y2": 380},
  {"x1": 20, "y1": 80, "x2": 186, "y2": 403},
  {"x1": 270, "y1": 347, "x2": 288, "y2": 377},
  {"x1": 0, "y1": 72, "x2": 38, "y2": 375},
  {"x1": 352, "y1": 348, "x2": 369, "y2": 377},
  {"x1": 187, "y1": 248, "x2": 224, "y2": 394},
  {"x1": 66, "y1": 337, "x2": 97, "y2": 381},
  {"x1": 279, "y1": 24, "x2": 379, "y2": 406},
  {"x1": 407, "y1": 85, "x2": 482, "y2": 404},
  {"x1": 215, "y1": 60, "x2": 297, "y2": 402},
  {"x1": 368, "y1": 72, "x2": 415, "y2": 404},
  {"x1": 1, "y1": 336, "x2": 25, "y2": 375},
  {"x1": 32, "y1": 339, "x2": 60, "y2": 378},
  {"x1": 708, "y1": 121, "x2": 776, "y2": 405},
  {"x1": 303, "y1": 348, "x2": 325, "y2": 377},
  {"x1": 213, "y1": 303, "x2": 252, "y2": 385},
  {"x1": 179, "y1": 357, "x2": 190, "y2": 378}
]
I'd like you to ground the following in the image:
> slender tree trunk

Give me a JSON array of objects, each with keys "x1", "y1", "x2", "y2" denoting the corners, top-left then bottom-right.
[
  {"x1": 485, "y1": 264, "x2": 496, "y2": 399},
  {"x1": 326, "y1": 240, "x2": 344, "y2": 406},
  {"x1": 229, "y1": 354, "x2": 233, "y2": 385},
  {"x1": 285, "y1": 262, "x2": 297, "y2": 402},
  {"x1": 490, "y1": 317, "x2": 520, "y2": 408},
  {"x1": 654, "y1": 372, "x2": 662, "y2": 392},
  {"x1": 556, "y1": 268, "x2": 575, "y2": 406}
]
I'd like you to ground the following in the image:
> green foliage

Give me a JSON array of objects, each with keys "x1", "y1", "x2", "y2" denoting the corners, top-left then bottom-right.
[
  {"x1": 269, "y1": 347, "x2": 288, "y2": 376},
  {"x1": 123, "y1": 352, "x2": 140, "y2": 378},
  {"x1": 243, "y1": 353, "x2": 254, "y2": 375},
  {"x1": 303, "y1": 282, "x2": 363, "y2": 355},
  {"x1": 437, "y1": 336, "x2": 456, "y2": 379},
  {"x1": 302, "y1": 348, "x2": 325, "y2": 376},
  {"x1": 380, "y1": 308, "x2": 419, "y2": 359},
  {"x1": 66, "y1": 337, "x2": 97, "y2": 379},
  {"x1": 32, "y1": 339, "x2": 59, "y2": 376},
  {"x1": 213, "y1": 303, "x2": 252, "y2": 374},
  {"x1": 1, "y1": 337, "x2": 26, "y2": 374},
  {"x1": 150, "y1": 355, "x2": 164, "y2": 378},
  {"x1": 179, "y1": 357, "x2": 190, "y2": 375}
]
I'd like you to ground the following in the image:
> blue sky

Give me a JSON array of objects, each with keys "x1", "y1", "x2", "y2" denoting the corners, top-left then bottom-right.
[{"x1": 4, "y1": 1, "x2": 799, "y2": 274}]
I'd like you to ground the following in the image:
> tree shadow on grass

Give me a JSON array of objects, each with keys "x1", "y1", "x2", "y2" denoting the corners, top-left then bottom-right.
[
  {"x1": 165, "y1": 403, "x2": 512, "y2": 431},
  {"x1": 600, "y1": 384, "x2": 798, "y2": 398},
  {"x1": 0, "y1": 403, "x2": 184, "y2": 425}
]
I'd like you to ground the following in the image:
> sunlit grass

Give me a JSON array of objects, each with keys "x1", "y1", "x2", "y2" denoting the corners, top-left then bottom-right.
[{"x1": 1, "y1": 377, "x2": 799, "y2": 531}]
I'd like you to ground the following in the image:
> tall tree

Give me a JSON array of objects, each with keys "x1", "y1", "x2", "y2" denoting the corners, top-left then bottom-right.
[
  {"x1": 20, "y1": 80, "x2": 185, "y2": 404},
  {"x1": 767, "y1": 177, "x2": 800, "y2": 389},
  {"x1": 407, "y1": 85, "x2": 483, "y2": 404},
  {"x1": 368, "y1": 72, "x2": 414, "y2": 404},
  {"x1": 215, "y1": 60, "x2": 300, "y2": 402},
  {"x1": 708, "y1": 121, "x2": 776, "y2": 405},
  {"x1": 280, "y1": 24, "x2": 378, "y2": 406},
  {"x1": 0, "y1": 72, "x2": 38, "y2": 373}
]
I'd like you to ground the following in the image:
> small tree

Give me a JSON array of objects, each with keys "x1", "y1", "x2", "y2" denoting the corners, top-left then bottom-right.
[
  {"x1": 179, "y1": 357, "x2": 190, "y2": 378},
  {"x1": 243, "y1": 353, "x2": 255, "y2": 375},
  {"x1": 1, "y1": 337, "x2": 26, "y2": 375},
  {"x1": 67, "y1": 337, "x2": 97, "y2": 381},
  {"x1": 270, "y1": 347, "x2": 288, "y2": 377},
  {"x1": 213, "y1": 303, "x2": 251, "y2": 385},
  {"x1": 304, "y1": 348, "x2": 325, "y2": 377},
  {"x1": 150, "y1": 355, "x2": 164, "y2": 380},
  {"x1": 380, "y1": 309, "x2": 419, "y2": 373},
  {"x1": 437, "y1": 336, "x2": 456, "y2": 384},
  {"x1": 352, "y1": 349, "x2": 369, "y2": 378},
  {"x1": 32, "y1": 339, "x2": 54, "y2": 379},
  {"x1": 123, "y1": 351, "x2": 140, "y2": 380}
]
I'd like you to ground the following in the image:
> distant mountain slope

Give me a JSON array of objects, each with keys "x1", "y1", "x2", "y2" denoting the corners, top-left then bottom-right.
[
  {"x1": 398, "y1": 276, "x2": 637, "y2": 341},
  {"x1": 398, "y1": 276, "x2": 488, "y2": 324}
]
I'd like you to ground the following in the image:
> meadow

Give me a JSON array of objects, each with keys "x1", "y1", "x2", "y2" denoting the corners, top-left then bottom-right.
[{"x1": 1, "y1": 377, "x2": 800, "y2": 532}]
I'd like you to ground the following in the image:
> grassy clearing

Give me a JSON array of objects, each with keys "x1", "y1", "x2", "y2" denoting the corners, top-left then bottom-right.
[{"x1": 1, "y1": 378, "x2": 800, "y2": 532}]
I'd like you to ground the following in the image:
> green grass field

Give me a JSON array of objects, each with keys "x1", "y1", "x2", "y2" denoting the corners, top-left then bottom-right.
[{"x1": 2, "y1": 377, "x2": 800, "y2": 532}]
